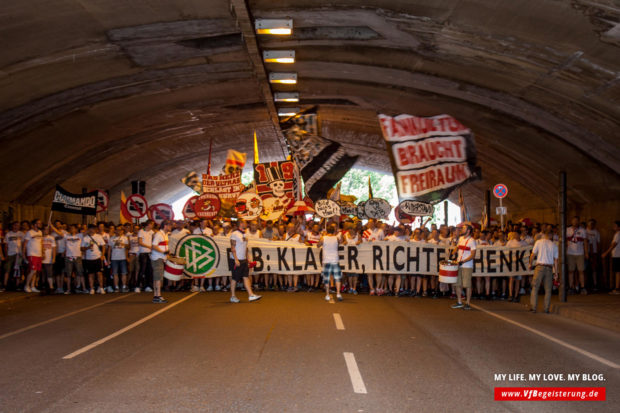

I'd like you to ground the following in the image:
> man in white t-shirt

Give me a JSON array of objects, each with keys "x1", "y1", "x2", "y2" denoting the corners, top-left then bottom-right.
[
  {"x1": 363, "y1": 219, "x2": 385, "y2": 296},
  {"x1": 586, "y1": 219, "x2": 601, "y2": 291},
  {"x1": 151, "y1": 221, "x2": 171, "y2": 303},
  {"x1": 137, "y1": 220, "x2": 154, "y2": 293},
  {"x1": 451, "y1": 224, "x2": 476, "y2": 310},
  {"x1": 229, "y1": 220, "x2": 261, "y2": 303},
  {"x1": 193, "y1": 219, "x2": 213, "y2": 237},
  {"x1": 566, "y1": 216, "x2": 589, "y2": 294},
  {"x1": 318, "y1": 224, "x2": 343, "y2": 302},
  {"x1": 81, "y1": 224, "x2": 107, "y2": 294},
  {"x1": 125, "y1": 223, "x2": 140, "y2": 290},
  {"x1": 528, "y1": 225, "x2": 558, "y2": 313},
  {"x1": 22, "y1": 219, "x2": 43, "y2": 293},
  {"x1": 52, "y1": 220, "x2": 67, "y2": 292},
  {"x1": 602, "y1": 221, "x2": 620, "y2": 295},
  {"x1": 62, "y1": 224, "x2": 84, "y2": 293},
  {"x1": 108, "y1": 225, "x2": 129, "y2": 292},
  {"x1": 42, "y1": 226, "x2": 57, "y2": 292},
  {"x1": 2, "y1": 222, "x2": 23, "y2": 292}
]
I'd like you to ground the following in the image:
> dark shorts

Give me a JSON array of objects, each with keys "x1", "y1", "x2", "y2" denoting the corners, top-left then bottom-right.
[
  {"x1": 42, "y1": 263, "x2": 54, "y2": 279},
  {"x1": 231, "y1": 259, "x2": 249, "y2": 282},
  {"x1": 54, "y1": 253, "x2": 65, "y2": 275},
  {"x1": 613, "y1": 257, "x2": 620, "y2": 273},
  {"x1": 111, "y1": 260, "x2": 128, "y2": 275},
  {"x1": 3, "y1": 255, "x2": 18, "y2": 274},
  {"x1": 65, "y1": 257, "x2": 83, "y2": 277},
  {"x1": 84, "y1": 259, "x2": 103, "y2": 275}
]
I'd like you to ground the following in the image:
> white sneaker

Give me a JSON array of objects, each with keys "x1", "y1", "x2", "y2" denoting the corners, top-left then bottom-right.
[
  {"x1": 215, "y1": 285, "x2": 221, "y2": 291},
  {"x1": 105, "y1": 286, "x2": 114, "y2": 293},
  {"x1": 199, "y1": 286, "x2": 206, "y2": 292},
  {"x1": 98, "y1": 287, "x2": 105, "y2": 294},
  {"x1": 31, "y1": 286, "x2": 40, "y2": 293},
  {"x1": 24, "y1": 286, "x2": 32, "y2": 293},
  {"x1": 145, "y1": 286, "x2": 153, "y2": 293},
  {"x1": 337, "y1": 294, "x2": 343, "y2": 302},
  {"x1": 325, "y1": 295, "x2": 331, "y2": 301},
  {"x1": 206, "y1": 286, "x2": 213, "y2": 292},
  {"x1": 90, "y1": 288, "x2": 95, "y2": 295},
  {"x1": 134, "y1": 287, "x2": 141, "y2": 293},
  {"x1": 230, "y1": 296, "x2": 240, "y2": 303},
  {"x1": 248, "y1": 294, "x2": 262, "y2": 302}
]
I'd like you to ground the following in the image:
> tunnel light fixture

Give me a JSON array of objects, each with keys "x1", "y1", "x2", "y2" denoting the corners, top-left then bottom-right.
[
  {"x1": 269, "y1": 72, "x2": 297, "y2": 84},
  {"x1": 255, "y1": 19, "x2": 293, "y2": 35},
  {"x1": 278, "y1": 107, "x2": 300, "y2": 117},
  {"x1": 274, "y1": 92, "x2": 299, "y2": 103},
  {"x1": 263, "y1": 50, "x2": 295, "y2": 64}
]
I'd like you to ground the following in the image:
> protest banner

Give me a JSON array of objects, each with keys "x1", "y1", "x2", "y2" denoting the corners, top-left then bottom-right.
[
  {"x1": 202, "y1": 172, "x2": 244, "y2": 217},
  {"x1": 51, "y1": 185, "x2": 98, "y2": 215}
]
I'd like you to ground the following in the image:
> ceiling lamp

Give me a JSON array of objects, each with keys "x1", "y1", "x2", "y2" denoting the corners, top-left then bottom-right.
[
  {"x1": 255, "y1": 19, "x2": 293, "y2": 35},
  {"x1": 263, "y1": 50, "x2": 295, "y2": 64},
  {"x1": 269, "y1": 72, "x2": 297, "y2": 84},
  {"x1": 278, "y1": 107, "x2": 300, "y2": 117},
  {"x1": 274, "y1": 92, "x2": 299, "y2": 102}
]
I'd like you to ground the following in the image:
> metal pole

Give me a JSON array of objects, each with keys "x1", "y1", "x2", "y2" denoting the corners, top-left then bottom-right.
[
  {"x1": 443, "y1": 200, "x2": 448, "y2": 226},
  {"x1": 81, "y1": 187, "x2": 87, "y2": 225},
  {"x1": 559, "y1": 171, "x2": 567, "y2": 302},
  {"x1": 499, "y1": 198, "x2": 504, "y2": 231}
]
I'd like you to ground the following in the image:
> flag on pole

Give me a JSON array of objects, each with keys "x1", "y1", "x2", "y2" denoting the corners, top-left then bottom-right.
[
  {"x1": 181, "y1": 171, "x2": 201, "y2": 193},
  {"x1": 223, "y1": 150, "x2": 247, "y2": 175},
  {"x1": 368, "y1": 176, "x2": 373, "y2": 199},
  {"x1": 458, "y1": 188, "x2": 469, "y2": 222},
  {"x1": 329, "y1": 181, "x2": 341, "y2": 202},
  {"x1": 120, "y1": 191, "x2": 130, "y2": 224},
  {"x1": 253, "y1": 131, "x2": 259, "y2": 165}
]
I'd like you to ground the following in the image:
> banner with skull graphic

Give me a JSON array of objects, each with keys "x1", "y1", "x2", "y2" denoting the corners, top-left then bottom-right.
[{"x1": 253, "y1": 161, "x2": 296, "y2": 220}]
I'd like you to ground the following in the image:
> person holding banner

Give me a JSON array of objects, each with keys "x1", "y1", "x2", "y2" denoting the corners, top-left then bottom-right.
[
  {"x1": 451, "y1": 224, "x2": 476, "y2": 310},
  {"x1": 528, "y1": 226, "x2": 558, "y2": 313},
  {"x1": 229, "y1": 220, "x2": 261, "y2": 303},
  {"x1": 22, "y1": 219, "x2": 43, "y2": 293},
  {"x1": 151, "y1": 221, "x2": 171, "y2": 304},
  {"x1": 318, "y1": 224, "x2": 343, "y2": 302},
  {"x1": 364, "y1": 219, "x2": 385, "y2": 296},
  {"x1": 81, "y1": 224, "x2": 107, "y2": 294}
]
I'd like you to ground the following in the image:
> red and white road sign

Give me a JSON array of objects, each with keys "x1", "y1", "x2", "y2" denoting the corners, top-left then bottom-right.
[
  {"x1": 148, "y1": 203, "x2": 174, "y2": 224},
  {"x1": 194, "y1": 193, "x2": 221, "y2": 219},
  {"x1": 182, "y1": 196, "x2": 199, "y2": 219},
  {"x1": 95, "y1": 189, "x2": 109, "y2": 213},
  {"x1": 493, "y1": 183, "x2": 508, "y2": 199},
  {"x1": 122, "y1": 193, "x2": 148, "y2": 219}
]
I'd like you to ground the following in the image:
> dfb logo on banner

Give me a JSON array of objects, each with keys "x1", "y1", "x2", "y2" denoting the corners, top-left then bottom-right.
[{"x1": 173, "y1": 235, "x2": 220, "y2": 278}]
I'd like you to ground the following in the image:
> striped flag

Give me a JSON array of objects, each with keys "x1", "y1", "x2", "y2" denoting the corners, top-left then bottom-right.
[
  {"x1": 181, "y1": 171, "x2": 201, "y2": 193},
  {"x1": 120, "y1": 191, "x2": 131, "y2": 223},
  {"x1": 223, "y1": 150, "x2": 247, "y2": 175}
]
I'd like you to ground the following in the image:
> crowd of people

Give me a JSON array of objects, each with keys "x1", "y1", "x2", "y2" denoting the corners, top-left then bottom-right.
[{"x1": 1, "y1": 215, "x2": 618, "y2": 306}]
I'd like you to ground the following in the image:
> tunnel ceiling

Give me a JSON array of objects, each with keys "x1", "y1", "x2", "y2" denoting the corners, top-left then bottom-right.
[{"x1": 1, "y1": 0, "x2": 619, "y2": 215}]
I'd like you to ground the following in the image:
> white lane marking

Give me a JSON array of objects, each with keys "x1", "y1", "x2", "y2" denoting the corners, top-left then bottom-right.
[
  {"x1": 62, "y1": 292, "x2": 198, "y2": 359},
  {"x1": 344, "y1": 352, "x2": 367, "y2": 394},
  {"x1": 333, "y1": 313, "x2": 345, "y2": 330},
  {"x1": 471, "y1": 304, "x2": 620, "y2": 369},
  {"x1": 0, "y1": 293, "x2": 136, "y2": 340}
]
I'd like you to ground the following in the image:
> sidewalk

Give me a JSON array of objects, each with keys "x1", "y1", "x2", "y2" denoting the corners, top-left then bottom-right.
[{"x1": 524, "y1": 292, "x2": 620, "y2": 333}]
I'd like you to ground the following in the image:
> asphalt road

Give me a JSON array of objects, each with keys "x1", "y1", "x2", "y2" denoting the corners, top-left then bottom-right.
[{"x1": 0, "y1": 291, "x2": 618, "y2": 413}]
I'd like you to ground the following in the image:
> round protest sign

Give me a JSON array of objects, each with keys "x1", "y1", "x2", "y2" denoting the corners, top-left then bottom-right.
[
  {"x1": 122, "y1": 193, "x2": 148, "y2": 219},
  {"x1": 364, "y1": 198, "x2": 392, "y2": 219},
  {"x1": 356, "y1": 201, "x2": 367, "y2": 220},
  {"x1": 95, "y1": 189, "x2": 109, "y2": 213},
  {"x1": 235, "y1": 193, "x2": 263, "y2": 220},
  {"x1": 194, "y1": 193, "x2": 221, "y2": 219},
  {"x1": 314, "y1": 199, "x2": 340, "y2": 218},
  {"x1": 338, "y1": 201, "x2": 357, "y2": 216},
  {"x1": 148, "y1": 203, "x2": 174, "y2": 224},
  {"x1": 394, "y1": 206, "x2": 415, "y2": 224},
  {"x1": 182, "y1": 196, "x2": 198, "y2": 219},
  {"x1": 173, "y1": 234, "x2": 220, "y2": 278},
  {"x1": 398, "y1": 200, "x2": 434, "y2": 217},
  {"x1": 260, "y1": 196, "x2": 286, "y2": 221}
]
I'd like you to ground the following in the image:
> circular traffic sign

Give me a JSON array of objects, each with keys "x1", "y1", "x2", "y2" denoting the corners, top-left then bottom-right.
[
  {"x1": 194, "y1": 193, "x2": 221, "y2": 219},
  {"x1": 493, "y1": 183, "x2": 508, "y2": 199},
  {"x1": 95, "y1": 189, "x2": 109, "y2": 213},
  {"x1": 123, "y1": 193, "x2": 148, "y2": 219},
  {"x1": 148, "y1": 203, "x2": 174, "y2": 225},
  {"x1": 173, "y1": 234, "x2": 220, "y2": 278},
  {"x1": 182, "y1": 195, "x2": 198, "y2": 219}
]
